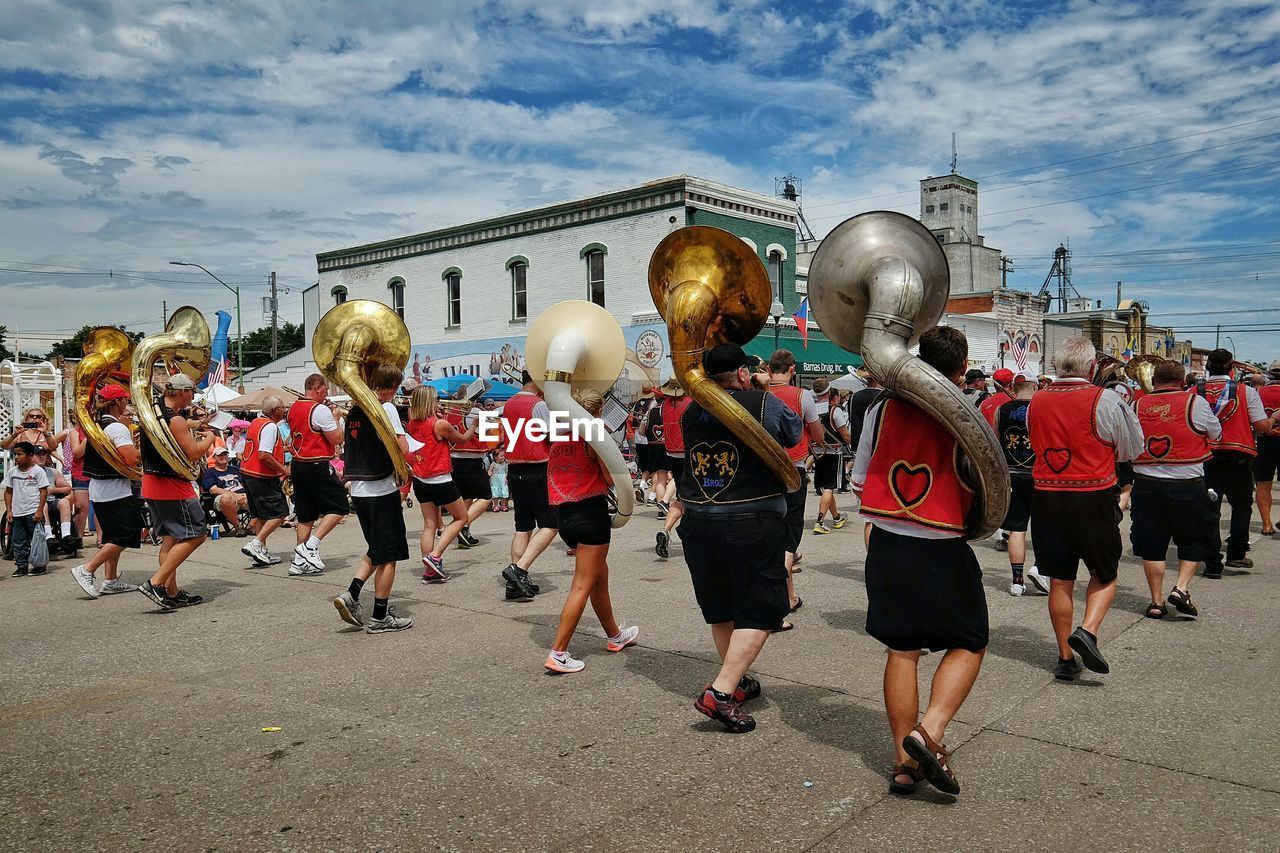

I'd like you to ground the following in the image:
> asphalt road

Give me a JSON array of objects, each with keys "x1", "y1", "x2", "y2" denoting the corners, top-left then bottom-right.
[{"x1": 1, "y1": 493, "x2": 1276, "y2": 852}]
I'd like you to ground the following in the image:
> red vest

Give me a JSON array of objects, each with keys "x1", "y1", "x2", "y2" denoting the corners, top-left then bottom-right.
[
  {"x1": 1133, "y1": 390, "x2": 1210, "y2": 467},
  {"x1": 287, "y1": 400, "x2": 334, "y2": 461},
  {"x1": 406, "y1": 418, "x2": 453, "y2": 479},
  {"x1": 241, "y1": 416, "x2": 285, "y2": 478},
  {"x1": 446, "y1": 409, "x2": 489, "y2": 454},
  {"x1": 770, "y1": 383, "x2": 810, "y2": 464},
  {"x1": 1201, "y1": 379, "x2": 1257, "y2": 455},
  {"x1": 501, "y1": 391, "x2": 550, "y2": 464},
  {"x1": 860, "y1": 399, "x2": 974, "y2": 534},
  {"x1": 1259, "y1": 384, "x2": 1280, "y2": 439},
  {"x1": 1027, "y1": 382, "x2": 1117, "y2": 491},
  {"x1": 979, "y1": 390, "x2": 1012, "y2": 428},
  {"x1": 660, "y1": 395, "x2": 692, "y2": 454},
  {"x1": 547, "y1": 438, "x2": 609, "y2": 506}
]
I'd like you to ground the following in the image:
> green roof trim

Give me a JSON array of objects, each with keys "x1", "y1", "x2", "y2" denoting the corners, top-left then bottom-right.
[
  {"x1": 505, "y1": 255, "x2": 530, "y2": 270},
  {"x1": 579, "y1": 242, "x2": 608, "y2": 258},
  {"x1": 441, "y1": 266, "x2": 462, "y2": 281}
]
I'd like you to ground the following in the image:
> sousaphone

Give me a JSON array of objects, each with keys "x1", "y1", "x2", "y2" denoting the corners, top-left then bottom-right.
[
  {"x1": 808, "y1": 211, "x2": 1009, "y2": 539},
  {"x1": 130, "y1": 307, "x2": 211, "y2": 481},
  {"x1": 75, "y1": 327, "x2": 139, "y2": 479},
  {"x1": 1123, "y1": 353, "x2": 1163, "y2": 393}
]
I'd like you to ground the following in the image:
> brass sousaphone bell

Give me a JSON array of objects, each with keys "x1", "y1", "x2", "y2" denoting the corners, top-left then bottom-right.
[
  {"x1": 313, "y1": 300, "x2": 412, "y2": 486},
  {"x1": 648, "y1": 226, "x2": 800, "y2": 492},
  {"x1": 130, "y1": 306, "x2": 212, "y2": 481},
  {"x1": 1123, "y1": 353, "x2": 1164, "y2": 393},
  {"x1": 808, "y1": 211, "x2": 1009, "y2": 539},
  {"x1": 76, "y1": 326, "x2": 139, "y2": 479}
]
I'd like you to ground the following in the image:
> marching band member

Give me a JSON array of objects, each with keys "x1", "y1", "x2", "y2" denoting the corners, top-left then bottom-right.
[
  {"x1": 286, "y1": 374, "x2": 350, "y2": 575},
  {"x1": 444, "y1": 401, "x2": 492, "y2": 548},
  {"x1": 654, "y1": 379, "x2": 691, "y2": 560},
  {"x1": 239, "y1": 396, "x2": 290, "y2": 568},
  {"x1": 1255, "y1": 360, "x2": 1280, "y2": 535},
  {"x1": 405, "y1": 386, "x2": 478, "y2": 583},
  {"x1": 544, "y1": 389, "x2": 640, "y2": 673},
  {"x1": 993, "y1": 369, "x2": 1048, "y2": 596},
  {"x1": 978, "y1": 367, "x2": 1015, "y2": 426},
  {"x1": 498, "y1": 371, "x2": 555, "y2": 601},
  {"x1": 1027, "y1": 338, "x2": 1142, "y2": 681},
  {"x1": 810, "y1": 377, "x2": 851, "y2": 534},
  {"x1": 647, "y1": 385, "x2": 669, "y2": 516},
  {"x1": 1130, "y1": 361, "x2": 1220, "y2": 619}
]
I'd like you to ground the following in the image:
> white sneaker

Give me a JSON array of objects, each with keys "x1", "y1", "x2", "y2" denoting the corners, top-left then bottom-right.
[
  {"x1": 1025, "y1": 566, "x2": 1051, "y2": 595},
  {"x1": 70, "y1": 565, "x2": 99, "y2": 599},
  {"x1": 288, "y1": 559, "x2": 323, "y2": 576},
  {"x1": 1009, "y1": 582, "x2": 1025, "y2": 597},
  {"x1": 606, "y1": 625, "x2": 640, "y2": 652},
  {"x1": 263, "y1": 550, "x2": 283, "y2": 565},
  {"x1": 294, "y1": 543, "x2": 325, "y2": 570},
  {"x1": 242, "y1": 539, "x2": 270, "y2": 567},
  {"x1": 100, "y1": 578, "x2": 137, "y2": 594},
  {"x1": 545, "y1": 651, "x2": 585, "y2": 673}
]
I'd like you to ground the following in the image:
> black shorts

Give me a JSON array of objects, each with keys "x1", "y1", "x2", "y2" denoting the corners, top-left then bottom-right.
[
  {"x1": 92, "y1": 495, "x2": 143, "y2": 549},
  {"x1": 814, "y1": 453, "x2": 842, "y2": 492},
  {"x1": 865, "y1": 526, "x2": 988, "y2": 653},
  {"x1": 555, "y1": 495, "x2": 611, "y2": 546},
  {"x1": 1001, "y1": 475, "x2": 1034, "y2": 532},
  {"x1": 784, "y1": 468, "x2": 809, "y2": 552},
  {"x1": 451, "y1": 456, "x2": 492, "y2": 500},
  {"x1": 1030, "y1": 488, "x2": 1122, "y2": 583},
  {"x1": 147, "y1": 496, "x2": 206, "y2": 542},
  {"x1": 243, "y1": 475, "x2": 289, "y2": 520},
  {"x1": 352, "y1": 491, "x2": 409, "y2": 564},
  {"x1": 649, "y1": 445, "x2": 669, "y2": 472},
  {"x1": 1129, "y1": 476, "x2": 1216, "y2": 562},
  {"x1": 290, "y1": 459, "x2": 349, "y2": 523},
  {"x1": 509, "y1": 462, "x2": 557, "y2": 532},
  {"x1": 413, "y1": 477, "x2": 461, "y2": 507},
  {"x1": 1254, "y1": 438, "x2": 1280, "y2": 483},
  {"x1": 665, "y1": 454, "x2": 685, "y2": 484},
  {"x1": 680, "y1": 510, "x2": 788, "y2": 630},
  {"x1": 633, "y1": 444, "x2": 651, "y2": 472}
]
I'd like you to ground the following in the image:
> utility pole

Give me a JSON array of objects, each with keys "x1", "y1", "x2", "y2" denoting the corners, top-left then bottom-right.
[
  {"x1": 999, "y1": 255, "x2": 1014, "y2": 289},
  {"x1": 270, "y1": 271, "x2": 279, "y2": 360},
  {"x1": 1215, "y1": 325, "x2": 1221, "y2": 348},
  {"x1": 163, "y1": 301, "x2": 168, "y2": 327}
]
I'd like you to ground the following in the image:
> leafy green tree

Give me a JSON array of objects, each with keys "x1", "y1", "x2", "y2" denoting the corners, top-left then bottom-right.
[
  {"x1": 44, "y1": 325, "x2": 143, "y2": 361},
  {"x1": 0, "y1": 325, "x2": 11, "y2": 361},
  {"x1": 238, "y1": 322, "x2": 305, "y2": 370}
]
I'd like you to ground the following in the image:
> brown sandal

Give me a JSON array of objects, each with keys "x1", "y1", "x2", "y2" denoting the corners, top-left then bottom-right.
[
  {"x1": 889, "y1": 762, "x2": 925, "y2": 795},
  {"x1": 902, "y1": 724, "x2": 960, "y2": 795}
]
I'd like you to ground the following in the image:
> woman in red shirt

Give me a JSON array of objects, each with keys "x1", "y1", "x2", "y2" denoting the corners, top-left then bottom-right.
[
  {"x1": 544, "y1": 389, "x2": 639, "y2": 673},
  {"x1": 405, "y1": 386, "x2": 478, "y2": 583}
]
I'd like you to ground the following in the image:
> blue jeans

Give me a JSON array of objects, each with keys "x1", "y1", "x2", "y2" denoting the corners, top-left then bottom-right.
[{"x1": 11, "y1": 514, "x2": 35, "y2": 572}]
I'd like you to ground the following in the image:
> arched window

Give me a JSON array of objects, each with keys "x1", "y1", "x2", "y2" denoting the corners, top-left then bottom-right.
[
  {"x1": 767, "y1": 250, "x2": 784, "y2": 301},
  {"x1": 580, "y1": 244, "x2": 607, "y2": 307},
  {"x1": 330, "y1": 285, "x2": 348, "y2": 306},
  {"x1": 442, "y1": 267, "x2": 462, "y2": 327},
  {"x1": 507, "y1": 256, "x2": 529, "y2": 321},
  {"x1": 387, "y1": 277, "x2": 405, "y2": 320}
]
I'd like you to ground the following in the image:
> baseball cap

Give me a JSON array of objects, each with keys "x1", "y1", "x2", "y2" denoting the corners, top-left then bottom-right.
[
  {"x1": 1013, "y1": 369, "x2": 1038, "y2": 385},
  {"x1": 97, "y1": 384, "x2": 129, "y2": 402},
  {"x1": 164, "y1": 374, "x2": 196, "y2": 391},
  {"x1": 1268, "y1": 359, "x2": 1280, "y2": 376},
  {"x1": 964, "y1": 368, "x2": 987, "y2": 382},
  {"x1": 812, "y1": 377, "x2": 831, "y2": 395},
  {"x1": 992, "y1": 368, "x2": 1015, "y2": 385},
  {"x1": 703, "y1": 343, "x2": 753, "y2": 375},
  {"x1": 212, "y1": 447, "x2": 230, "y2": 456}
]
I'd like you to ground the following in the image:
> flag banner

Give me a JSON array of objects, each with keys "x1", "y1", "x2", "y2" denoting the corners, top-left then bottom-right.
[{"x1": 793, "y1": 297, "x2": 810, "y2": 348}]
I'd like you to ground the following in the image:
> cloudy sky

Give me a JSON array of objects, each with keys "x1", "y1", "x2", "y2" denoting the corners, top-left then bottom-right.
[{"x1": 2, "y1": 0, "x2": 1278, "y2": 362}]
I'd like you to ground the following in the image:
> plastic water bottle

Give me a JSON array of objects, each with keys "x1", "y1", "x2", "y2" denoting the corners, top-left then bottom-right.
[{"x1": 210, "y1": 524, "x2": 220, "y2": 540}]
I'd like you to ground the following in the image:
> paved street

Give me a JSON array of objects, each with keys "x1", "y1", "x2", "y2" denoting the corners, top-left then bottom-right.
[{"x1": 1, "y1": 495, "x2": 1276, "y2": 852}]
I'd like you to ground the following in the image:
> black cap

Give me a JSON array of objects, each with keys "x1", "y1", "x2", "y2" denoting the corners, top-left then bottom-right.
[
  {"x1": 1208, "y1": 348, "x2": 1233, "y2": 368},
  {"x1": 704, "y1": 343, "x2": 753, "y2": 375},
  {"x1": 964, "y1": 368, "x2": 987, "y2": 382}
]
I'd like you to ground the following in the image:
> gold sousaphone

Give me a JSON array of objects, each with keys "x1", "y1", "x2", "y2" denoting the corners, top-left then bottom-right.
[
  {"x1": 648, "y1": 226, "x2": 800, "y2": 492},
  {"x1": 75, "y1": 327, "x2": 139, "y2": 479},
  {"x1": 808, "y1": 211, "x2": 1010, "y2": 539},
  {"x1": 130, "y1": 307, "x2": 212, "y2": 481},
  {"x1": 313, "y1": 300, "x2": 411, "y2": 486},
  {"x1": 1123, "y1": 353, "x2": 1163, "y2": 393}
]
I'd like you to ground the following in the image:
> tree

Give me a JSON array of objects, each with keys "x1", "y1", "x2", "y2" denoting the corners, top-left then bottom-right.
[
  {"x1": 44, "y1": 325, "x2": 143, "y2": 362},
  {"x1": 0, "y1": 325, "x2": 10, "y2": 361},
  {"x1": 238, "y1": 322, "x2": 305, "y2": 371}
]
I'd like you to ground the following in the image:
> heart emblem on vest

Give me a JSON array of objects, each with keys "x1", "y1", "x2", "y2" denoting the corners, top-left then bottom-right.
[
  {"x1": 889, "y1": 461, "x2": 932, "y2": 509},
  {"x1": 1044, "y1": 448, "x2": 1073, "y2": 474},
  {"x1": 1146, "y1": 435, "x2": 1172, "y2": 459},
  {"x1": 688, "y1": 441, "x2": 739, "y2": 502}
]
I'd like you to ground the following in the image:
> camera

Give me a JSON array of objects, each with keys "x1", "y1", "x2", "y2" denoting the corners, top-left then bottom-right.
[{"x1": 22, "y1": 421, "x2": 38, "y2": 429}]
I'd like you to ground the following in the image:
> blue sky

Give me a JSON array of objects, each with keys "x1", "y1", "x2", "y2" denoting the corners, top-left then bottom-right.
[{"x1": 2, "y1": 0, "x2": 1279, "y2": 361}]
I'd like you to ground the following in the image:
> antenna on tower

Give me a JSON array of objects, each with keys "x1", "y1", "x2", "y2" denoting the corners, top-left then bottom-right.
[
  {"x1": 950, "y1": 132, "x2": 958, "y2": 174},
  {"x1": 776, "y1": 174, "x2": 816, "y2": 242},
  {"x1": 1036, "y1": 242, "x2": 1082, "y2": 313}
]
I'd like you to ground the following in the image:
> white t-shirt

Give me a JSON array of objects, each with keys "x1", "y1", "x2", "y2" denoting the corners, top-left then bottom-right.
[
  {"x1": 311, "y1": 404, "x2": 339, "y2": 433},
  {"x1": 89, "y1": 421, "x2": 135, "y2": 503},
  {"x1": 258, "y1": 422, "x2": 279, "y2": 455},
  {"x1": 348, "y1": 402, "x2": 405, "y2": 498},
  {"x1": 1140, "y1": 394, "x2": 1223, "y2": 480},
  {"x1": 4, "y1": 464, "x2": 49, "y2": 517}
]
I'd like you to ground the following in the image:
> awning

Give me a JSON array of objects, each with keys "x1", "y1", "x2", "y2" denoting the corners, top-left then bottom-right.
[{"x1": 744, "y1": 332, "x2": 862, "y2": 375}]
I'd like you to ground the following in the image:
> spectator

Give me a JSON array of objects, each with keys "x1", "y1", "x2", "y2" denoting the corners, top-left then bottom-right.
[
  {"x1": 3, "y1": 408, "x2": 56, "y2": 455},
  {"x1": 66, "y1": 413, "x2": 93, "y2": 543},
  {"x1": 4, "y1": 442, "x2": 49, "y2": 576},
  {"x1": 200, "y1": 447, "x2": 249, "y2": 535},
  {"x1": 226, "y1": 423, "x2": 248, "y2": 459},
  {"x1": 488, "y1": 449, "x2": 510, "y2": 512},
  {"x1": 33, "y1": 447, "x2": 79, "y2": 553}
]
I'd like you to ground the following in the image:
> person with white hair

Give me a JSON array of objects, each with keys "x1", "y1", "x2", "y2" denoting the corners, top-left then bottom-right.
[
  {"x1": 1027, "y1": 337, "x2": 1142, "y2": 681},
  {"x1": 239, "y1": 395, "x2": 291, "y2": 568}
]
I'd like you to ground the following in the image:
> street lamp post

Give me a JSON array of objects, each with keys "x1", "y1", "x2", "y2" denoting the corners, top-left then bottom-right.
[
  {"x1": 770, "y1": 299, "x2": 785, "y2": 352},
  {"x1": 170, "y1": 260, "x2": 243, "y2": 392}
]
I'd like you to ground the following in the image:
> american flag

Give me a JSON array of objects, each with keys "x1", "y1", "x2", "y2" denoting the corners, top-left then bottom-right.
[
  {"x1": 1011, "y1": 334, "x2": 1029, "y2": 370},
  {"x1": 208, "y1": 357, "x2": 228, "y2": 388}
]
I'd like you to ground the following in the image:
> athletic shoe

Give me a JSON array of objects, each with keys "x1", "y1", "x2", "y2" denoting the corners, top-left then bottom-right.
[
  {"x1": 1025, "y1": 566, "x2": 1051, "y2": 595},
  {"x1": 28, "y1": 567, "x2": 46, "y2": 576},
  {"x1": 812, "y1": 522, "x2": 831, "y2": 535},
  {"x1": 734, "y1": 674, "x2": 762, "y2": 704},
  {"x1": 502, "y1": 563, "x2": 538, "y2": 599},
  {"x1": 70, "y1": 565, "x2": 99, "y2": 599},
  {"x1": 173, "y1": 589, "x2": 203, "y2": 607},
  {"x1": 656, "y1": 508, "x2": 667, "y2": 521},
  {"x1": 100, "y1": 578, "x2": 136, "y2": 595},
  {"x1": 288, "y1": 558, "x2": 322, "y2": 576},
  {"x1": 504, "y1": 581, "x2": 527, "y2": 600},
  {"x1": 995, "y1": 535, "x2": 1008, "y2": 552},
  {"x1": 655, "y1": 531, "x2": 669, "y2": 559},
  {"x1": 1053, "y1": 656, "x2": 1083, "y2": 681},
  {"x1": 333, "y1": 591, "x2": 364, "y2": 626},
  {"x1": 832, "y1": 514, "x2": 848, "y2": 530},
  {"x1": 242, "y1": 539, "x2": 271, "y2": 567},
  {"x1": 365, "y1": 613, "x2": 413, "y2": 634},
  {"x1": 606, "y1": 625, "x2": 640, "y2": 652},
  {"x1": 263, "y1": 550, "x2": 283, "y2": 565},
  {"x1": 457, "y1": 528, "x2": 479, "y2": 549},
  {"x1": 1009, "y1": 582, "x2": 1025, "y2": 597},
  {"x1": 60, "y1": 534, "x2": 83, "y2": 553},
  {"x1": 1068, "y1": 627, "x2": 1109, "y2": 674},
  {"x1": 293, "y1": 543, "x2": 325, "y2": 571},
  {"x1": 1225, "y1": 557, "x2": 1253, "y2": 569},
  {"x1": 137, "y1": 580, "x2": 174, "y2": 609},
  {"x1": 545, "y1": 651, "x2": 585, "y2": 673},
  {"x1": 694, "y1": 688, "x2": 756, "y2": 733},
  {"x1": 421, "y1": 554, "x2": 449, "y2": 583}
]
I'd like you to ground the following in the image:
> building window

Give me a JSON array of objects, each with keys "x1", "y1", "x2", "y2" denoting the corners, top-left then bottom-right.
[
  {"x1": 940, "y1": 202, "x2": 949, "y2": 211},
  {"x1": 507, "y1": 256, "x2": 529, "y2": 320},
  {"x1": 926, "y1": 204, "x2": 935, "y2": 214},
  {"x1": 387, "y1": 278, "x2": 405, "y2": 320},
  {"x1": 330, "y1": 285, "x2": 348, "y2": 306},
  {"x1": 768, "y1": 250, "x2": 783, "y2": 300},
  {"x1": 586, "y1": 251, "x2": 605, "y2": 306},
  {"x1": 442, "y1": 267, "x2": 462, "y2": 327}
]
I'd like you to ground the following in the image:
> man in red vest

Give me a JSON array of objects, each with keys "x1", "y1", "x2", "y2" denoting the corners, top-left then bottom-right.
[
  {"x1": 654, "y1": 380, "x2": 692, "y2": 560},
  {"x1": 285, "y1": 374, "x2": 349, "y2": 575},
  {"x1": 1199, "y1": 349, "x2": 1274, "y2": 574},
  {"x1": 766, "y1": 349, "x2": 824, "y2": 622},
  {"x1": 498, "y1": 370, "x2": 556, "y2": 600},
  {"x1": 1255, "y1": 360, "x2": 1280, "y2": 535},
  {"x1": 1130, "y1": 361, "x2": 1221, "y2": 619},
  {"x1": 979, "y1": 367, "x2": 1015, "y2": 427},
  {"x1": 239, "y1": 395, "x2": 290, "y2": 568},
  {"x1": 851, "y1": 326, "x2": 986, "y2": 798},
  {"x1": 1028, "y1": 338, "x2": 1143, "y2": 681}
]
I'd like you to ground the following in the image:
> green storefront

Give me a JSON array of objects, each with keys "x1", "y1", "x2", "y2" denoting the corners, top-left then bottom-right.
[{"x1": 744, "y1": 330, "x2": 863, "y2": 376}]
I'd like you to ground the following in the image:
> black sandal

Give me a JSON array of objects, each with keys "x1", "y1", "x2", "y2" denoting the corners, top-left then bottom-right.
[
  {"x1": 1167, "y1": 587, "x2": 1199, "y2": 617},
  {"x1": 889, "y1": 762, "x2": 925, "y2": 795},
  {"x1": 1144, "y1": 602, "x2": 1167, "y2": 619}
]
